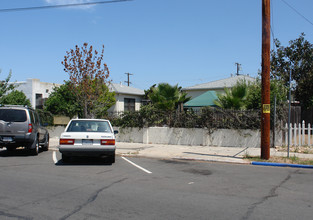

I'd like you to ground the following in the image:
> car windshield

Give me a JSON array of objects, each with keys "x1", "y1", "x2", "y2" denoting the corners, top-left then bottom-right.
[
  {"x1": 0, "y1": 109, "x2": 27, "y2": 122},
  {"x1": 67, "y1": 120, "x2": 112, "y2": 133}
]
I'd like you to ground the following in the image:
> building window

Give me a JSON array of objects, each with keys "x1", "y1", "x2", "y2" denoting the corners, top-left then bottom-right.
[
  {"x1": 36, "y1": 93, "x2": 43, "y2": 109},
  {"x1": 124, "y1": 98, "x2": 135, "y2": 112}
]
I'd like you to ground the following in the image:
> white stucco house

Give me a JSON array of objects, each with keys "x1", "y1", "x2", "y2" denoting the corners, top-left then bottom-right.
[
  {"x1": 11, "y1": 79, "x2": 145, "y2": 114},
  {"x1": 108, "y1": 83, "x2": 145, "y2": 115},
  {"x1": 12, "y1": 78, "x2": 61, "y2": 109}
]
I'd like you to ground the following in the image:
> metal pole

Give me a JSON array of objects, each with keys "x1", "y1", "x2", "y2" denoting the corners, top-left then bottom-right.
[
  {"x1": 272, "y1": 95, "x2": 276, "y2": 148},
  {"x1": 288, "y1": 69, "x2": 291, "y2": 158},
  {"x1": 261, "y1": 0, "x2": 271, "y2": 160}
]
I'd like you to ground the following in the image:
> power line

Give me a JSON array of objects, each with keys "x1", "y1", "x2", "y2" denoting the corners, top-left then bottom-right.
[
  {"x1": 280, "y1": 0, "x2": 313, "y2": 27},
  {"x1": 271, "y1": 0, "x2": 277, "y2": 51},
  {"x1": 0, "y1": 0, "x2": 133, "y2": 13}
]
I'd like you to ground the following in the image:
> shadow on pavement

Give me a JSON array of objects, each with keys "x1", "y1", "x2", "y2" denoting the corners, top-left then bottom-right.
[
  {"x1": 55, "y1": 156, "x2": 113, "y2": 166},
  {"x1": 0, "y1": 149, "x2": 44, "y2": 157}
]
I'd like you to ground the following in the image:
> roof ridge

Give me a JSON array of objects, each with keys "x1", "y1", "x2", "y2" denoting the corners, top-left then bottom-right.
[
  {"x1": 109, "y1": 83, "x2": 144, "y2": 95},
  {"x1": 183, "y1": 74, "x2": 256, "y2": 90}
]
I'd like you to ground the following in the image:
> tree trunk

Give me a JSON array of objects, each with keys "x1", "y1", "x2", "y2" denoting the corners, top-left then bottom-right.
[{"x1": 84, "y1": 99, "x2": 88, "y2": 118}]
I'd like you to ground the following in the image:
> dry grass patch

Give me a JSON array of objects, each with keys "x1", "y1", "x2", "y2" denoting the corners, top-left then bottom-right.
[{"x1": 275, "y1": 145, "x2": 313, "y2": 154}]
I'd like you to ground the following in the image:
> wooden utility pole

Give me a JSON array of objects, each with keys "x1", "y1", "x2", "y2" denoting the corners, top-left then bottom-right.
[
  {"x1": 261, "y1": 0, "x2": 271, "y2": 160},
  {"x1": 125, "y1": 72, "x2": 133, "y2": 86},
  {"x1": 235, "y1": 63, "x2": 241, "y2": 75}
]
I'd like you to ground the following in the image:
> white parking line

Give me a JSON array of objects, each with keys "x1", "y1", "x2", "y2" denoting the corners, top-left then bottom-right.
[
  {"x1": 121, "y1": 156, "x2": 152, "y2": 174},
  {"x1": 52, "y1": 151, "x2": 58, "y2": 164}
]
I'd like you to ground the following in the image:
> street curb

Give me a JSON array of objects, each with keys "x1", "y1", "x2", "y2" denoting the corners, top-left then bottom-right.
[{"x1": 251, "y1": 161, "x2": 313, "y2": 169}]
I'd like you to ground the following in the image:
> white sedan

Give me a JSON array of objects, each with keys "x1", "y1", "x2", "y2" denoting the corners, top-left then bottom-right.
[{"x1": 59, "y1": 119, "x2": 118, "y2": 163}]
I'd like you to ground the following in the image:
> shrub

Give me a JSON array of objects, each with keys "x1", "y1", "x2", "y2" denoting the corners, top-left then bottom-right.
[
  {"x1": 110, "y1": 106, "x2": 263, "y2": 130},
  {"x1": 36, "y1": 109, "x2": 54, "y2": 126}
]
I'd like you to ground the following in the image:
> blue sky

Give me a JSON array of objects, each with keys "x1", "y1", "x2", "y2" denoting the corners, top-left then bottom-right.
[{"x1": 1, "y1": 0, "x2": 313, "y2": 90}]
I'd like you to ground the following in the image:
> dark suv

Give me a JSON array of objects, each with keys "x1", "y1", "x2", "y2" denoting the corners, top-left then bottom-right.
[{"x1": 0, "y1": 105, "x2": 49, "y2": 155}]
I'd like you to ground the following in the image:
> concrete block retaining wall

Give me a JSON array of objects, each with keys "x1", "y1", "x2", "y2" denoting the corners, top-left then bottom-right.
[
  {"x1": 208, "y1": 129, "x2": 262, "y2": 148},
  {"x1": 114, "y1": 127, "x2": 282, "y2": 148},
  {"x1": 114, "y1": 127, "x2": 144, "y2": 143},
  {"x1": 48, "y1": 126, "x2": 282, "y2": 148},
  {"x1": 47, "y1": 126, "x2": 66, "y2": 138}
]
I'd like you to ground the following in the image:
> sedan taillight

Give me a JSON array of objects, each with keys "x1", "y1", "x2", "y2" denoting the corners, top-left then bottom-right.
[
  {"x1": 60, "y1": 139, "x2": 75, "y2": 145},
  {"x1": 101, "y1": 139, "x2": 115, "y2": 145}
]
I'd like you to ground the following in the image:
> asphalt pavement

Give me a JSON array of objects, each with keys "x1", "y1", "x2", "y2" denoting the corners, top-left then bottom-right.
[{"x1": 50, "y1": 138, "x2": 313, "y2": 165}]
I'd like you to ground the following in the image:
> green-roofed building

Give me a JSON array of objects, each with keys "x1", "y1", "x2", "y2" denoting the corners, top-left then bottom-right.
[
  {"x1": 184, "y1": 91, "x2": 218, "y2": 108},
  {"x1": 182, "y1": 74, "x2": 256, "y2": 100},
  {"x1": 182, "y1": 74, "x2": 256, "y2": 109}
]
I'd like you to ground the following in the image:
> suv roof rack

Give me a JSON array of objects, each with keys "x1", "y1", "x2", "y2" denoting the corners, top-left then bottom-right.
[{"x1": 0, "y1": 104, "x2": 32, "y2": 109}]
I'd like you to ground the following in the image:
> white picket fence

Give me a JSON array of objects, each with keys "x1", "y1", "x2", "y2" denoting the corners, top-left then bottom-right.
[{"x1": 285, "y1": 121, "x2": 313, "y2": 146}]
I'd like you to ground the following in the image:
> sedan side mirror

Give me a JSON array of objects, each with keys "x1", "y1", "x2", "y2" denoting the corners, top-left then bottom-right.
[{"x1": 114, "y1": 130, "x2": 119, "y2": 135}]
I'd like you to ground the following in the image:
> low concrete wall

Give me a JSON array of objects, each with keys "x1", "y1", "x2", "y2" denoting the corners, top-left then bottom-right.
[
  {"x1": 114, "y1": 127, "x2": 144, "y2": 143},
  {"x1": 207, "y1": 129, "x2": 262, "y2": 148},
  {"x1": 47, "y1": 126, "x2": 65, "y2": 138},
  {"x1": 49, "y1": 126, "x2": 282, "y2": 148},
  {"x1": 147, "y1": 127, "x2": 205, "y2": 146},
  {"x1": 114, "y1": 127, "x2": 282, "y2": 148}
]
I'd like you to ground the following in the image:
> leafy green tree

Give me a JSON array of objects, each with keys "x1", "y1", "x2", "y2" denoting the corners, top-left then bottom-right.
[
  {"x1": 62, "y1": 43, "x2": 113, "y2": 118},
  {"x1": 45, "y1": 81, "x2": 115, "y2": 118},
  {"x1": 91, "y1": 82, "x2": 116, "y2": 118},
  {"x1": 44, "y1": 82, "x2": 82, "y2": 118},
  {"x1": 0, "y1": 90, "x2": 31, "y2": 106},
  {"x1": 214, "y1": 80, "x2": 249, "y2": 110},
  {"x1": 0, "y1": 70, "x2": 15, "y2": 98},
  {"x1": 148, "y1": 83, "x2": 190, "y2": 111},
  {"x1": 271, "y1": 33, "x2": 313, "y2": 108},
  {"x1": 245, "y1": 78, "x2": 288, "y2": 110},
  {"x1": 245, "y1": 79, "x2": 288, "y2": 127}
]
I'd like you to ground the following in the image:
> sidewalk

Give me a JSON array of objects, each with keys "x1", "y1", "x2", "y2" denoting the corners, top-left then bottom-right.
[
  {"x1": 115, "y1": 142, "x2": 313, "y2": 164},
  {"x1": 50, "y1": 138, "x2": 313, "y2": 165}
]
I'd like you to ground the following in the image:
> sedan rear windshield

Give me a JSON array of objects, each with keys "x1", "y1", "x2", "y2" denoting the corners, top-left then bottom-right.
[
  {"x1": 67, "y1": 120, "x2": 112, "y2": 133},
  {"x1": 0, "y1": 109, "x2": 27, "y2": 122}
]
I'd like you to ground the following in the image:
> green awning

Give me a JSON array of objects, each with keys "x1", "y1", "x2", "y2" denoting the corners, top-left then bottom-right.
[{"x1": 184, "y1": 91, "x2": 218, "y2": 107}]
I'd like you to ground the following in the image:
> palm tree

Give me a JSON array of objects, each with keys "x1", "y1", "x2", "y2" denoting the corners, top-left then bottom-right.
[
  {"x1": 148, "y1": 83, "x2": 191, "y2": 111},
  {"x1": 214, "y1": 80, "x2": 249, "y2": 110}
]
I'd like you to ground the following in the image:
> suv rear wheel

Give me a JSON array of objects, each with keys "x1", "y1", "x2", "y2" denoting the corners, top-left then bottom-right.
[
  {"x1": 42, "y1": 134, "x2": 49, "y2": 151},
  {"x1": 30, "y1": 137, "x2": 39, "y2": 156}
]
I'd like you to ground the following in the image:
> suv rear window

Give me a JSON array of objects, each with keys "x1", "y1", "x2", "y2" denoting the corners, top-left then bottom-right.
[{"x1": 0, "y1": 109, "x2": 27, "y2": 122}]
